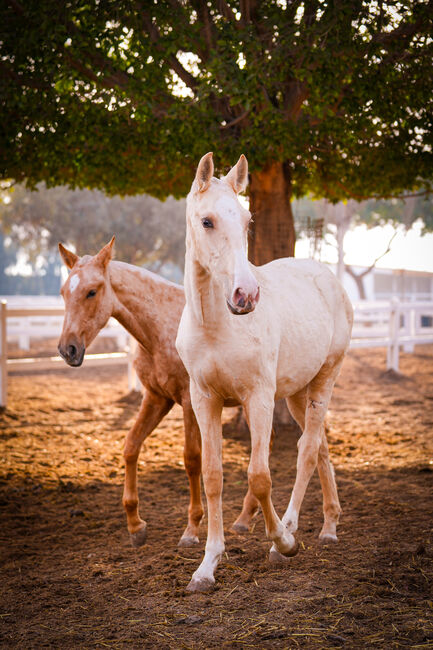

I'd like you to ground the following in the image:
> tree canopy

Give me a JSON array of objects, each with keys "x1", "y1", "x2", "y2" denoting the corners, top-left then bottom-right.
[{"x1": 1, "y1": 1, "x2": 432, "y2": 260}]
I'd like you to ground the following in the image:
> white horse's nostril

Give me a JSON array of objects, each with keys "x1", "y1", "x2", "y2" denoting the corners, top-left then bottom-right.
[{"x1": 233, "y1": 288, "x2": 246, "y2": 307}]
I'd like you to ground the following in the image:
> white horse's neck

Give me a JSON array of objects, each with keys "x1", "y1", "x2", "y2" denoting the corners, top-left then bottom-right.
[
  {"x1": 109, "y1": 261, "x2": 183, "y2": 352},
  {"x1": 184, "y1": 248, "x2": 230, "y2": 330}
]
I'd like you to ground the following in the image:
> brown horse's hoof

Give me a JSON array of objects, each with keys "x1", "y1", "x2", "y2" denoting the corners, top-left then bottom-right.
[
  {"x1": 231, "y1": 522, "x2": 249, "y2": 534},
  {"x1": 178, "y1": 535, "x2": 199, "y2": 548},
  {"x1": 319, "y1": 533, "x2": 338, "y2": 545},
  {"x1": 186, "y1": 577, "x2": 215, "y2": 593},
  {"x1": 130, "y1": 524, "x2": 147, "y2": 548}
]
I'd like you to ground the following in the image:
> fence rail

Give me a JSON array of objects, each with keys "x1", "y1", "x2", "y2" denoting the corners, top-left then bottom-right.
[
  {"x1": 350, "y1": 299, "x2": 433, "y2": 370},
  {"x1": 1, "y1": 298, "x2": 433, "y2": 407}
]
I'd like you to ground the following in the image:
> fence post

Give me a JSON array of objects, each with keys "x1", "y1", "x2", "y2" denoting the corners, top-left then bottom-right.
[
  {"x1": 403, "y1": 306, "x2": 415, "y2": 353},
  {"x1": 387, "y1": 297, "x2": 400, "y2": 372},
  {"x1": 0, "y1": 301, "x2": 7, "y2": 408},
  {"x1": 127, "y1": 335, "x2": 142, "y2": 392}
]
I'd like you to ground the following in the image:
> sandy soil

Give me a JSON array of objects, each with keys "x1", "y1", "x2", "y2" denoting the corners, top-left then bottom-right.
[{"x1": 1, "y1": 346, "x2": 432, "y2": 648}]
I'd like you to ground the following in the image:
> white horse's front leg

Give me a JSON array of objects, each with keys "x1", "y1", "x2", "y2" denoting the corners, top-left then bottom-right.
[
  {"x1": 186, "y1": 385, "x2": 224, "y2": 593},
  {"x1": 245, "y1": 395, "x2": 299, "y2": 558}
]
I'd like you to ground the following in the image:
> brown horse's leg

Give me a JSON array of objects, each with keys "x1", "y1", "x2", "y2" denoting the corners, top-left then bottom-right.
[
  {"x1": 178, "y1": 403, "x2": 204, "y2": 547},
  {"x1": 123, "y1": 389, "x2": 173, "y2": 547},
  {"x1": 231, "y1": 427, "x2": 276, "y2": 533}
]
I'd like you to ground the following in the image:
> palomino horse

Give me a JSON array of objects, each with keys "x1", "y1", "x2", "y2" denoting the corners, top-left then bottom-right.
[
  {"x1": 176, "y1": 152, "x2": 353, "y2": 592},
  {"x1": 57, "y1": 239, "x2": 259, "y2": 547}
]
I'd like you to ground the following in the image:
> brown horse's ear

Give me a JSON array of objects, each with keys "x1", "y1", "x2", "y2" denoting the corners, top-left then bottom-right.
[
  {"x1": 58, "y1": 243, "x2": 79, "y2": 270},
  {"x1": 95, "y1": 236, "x2": 115, "y2": 269},
  {"x1": 195, "y1": 152, "x2": 214, "y2": 193},
  {"x1": 224, "y1": 154, "x2": 248, "y2": 194}
]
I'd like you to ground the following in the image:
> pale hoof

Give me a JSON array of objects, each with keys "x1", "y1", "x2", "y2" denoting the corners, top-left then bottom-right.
[
  {"x1": 231, "y1": 522, "x2": 249, "y2": 534},
  {"x1": 178, "y1": 535, "x2": 200, "y2": 548},
  {"x1": 269, "y1": 549, "x2": 293, "y2": 564},
  {"x1": 130, "y1": 523, "x2": 147, "y2": 548},
  {"x1": 276, "y1": 538, "x2": 299, "y2": 558},
  {"x1": 186, "y1": 576, "x2": 215, "y2": 593},
  {"x1": 319, "y1": 533, "x2": 338, "y2": 545}
]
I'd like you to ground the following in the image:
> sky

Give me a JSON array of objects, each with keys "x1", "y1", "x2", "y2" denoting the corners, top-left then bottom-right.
[{"x1": 295, "y1": 221, "x2": 433, "y2": 273}]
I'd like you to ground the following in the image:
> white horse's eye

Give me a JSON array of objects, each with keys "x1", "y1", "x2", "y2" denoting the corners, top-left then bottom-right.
[{"x1": 201, "y1": 218, "x2": 214, "y2": 229}]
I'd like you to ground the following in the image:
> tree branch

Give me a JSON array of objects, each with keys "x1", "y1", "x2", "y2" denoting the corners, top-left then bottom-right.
[
  {"x1": 138, "y1": 5, "x2": 199, "y2": 92},
  {"x1": 345, "y1": 230, "x2": 398, "y2": 282},
  {"x1": 220, "y1": 109, "x2": 250, "y2": 129},
  {"x1": 214, "y1": 0, "x2": 241, "y2": 26}
]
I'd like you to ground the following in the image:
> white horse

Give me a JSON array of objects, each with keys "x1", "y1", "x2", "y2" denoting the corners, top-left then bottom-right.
[{"x1": 176, "y1": 152, "x2": 353, "y2": 592}]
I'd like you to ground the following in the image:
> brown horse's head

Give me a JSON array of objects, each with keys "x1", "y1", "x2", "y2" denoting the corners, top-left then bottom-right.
[{"x1": 58, "y1": 237, "x2": 115, "y2": 366}]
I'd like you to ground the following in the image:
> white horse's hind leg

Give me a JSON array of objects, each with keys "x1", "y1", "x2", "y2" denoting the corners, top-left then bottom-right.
[
  {"x1": 284, "y1": 389, "x2": 341, "y2": 543},
  {"x1": 270, "y1": 360, "x2": 342, "y2": 561},
  {"x1": 186, "y1": 386, "x2": 224, "y2": 593},
  {"x1": 245, "y1": 395, "x2": 298, "y2": 557},
  {"x1": 317, "y1": 434, "x2": 341, "y2": 543}
]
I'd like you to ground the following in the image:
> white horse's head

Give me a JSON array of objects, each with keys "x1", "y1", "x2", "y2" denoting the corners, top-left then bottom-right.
[
  {"x1": 186, "y1": 152, "x2": 260, "y2": 315},
  {"x1": 57, "y1": 237, "x2": 115, "y2": 366}
]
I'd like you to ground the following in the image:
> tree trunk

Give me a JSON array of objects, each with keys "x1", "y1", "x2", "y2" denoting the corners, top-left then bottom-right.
[
  {"x1": 248, "y1": 160, "x2": 296, "y2": 264},
  {"x1": 345, "y1": 265, "x2": 367, "y2": 300}
]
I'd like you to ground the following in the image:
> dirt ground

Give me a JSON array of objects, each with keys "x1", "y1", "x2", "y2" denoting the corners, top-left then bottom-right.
[{"x1": 1, "y1": 345, "x2": 432, "y2": 649}]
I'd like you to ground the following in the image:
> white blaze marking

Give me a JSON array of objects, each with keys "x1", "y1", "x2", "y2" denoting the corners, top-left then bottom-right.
[{"x1": 69, "y1": 274, "x2": 80, "y2": 293}]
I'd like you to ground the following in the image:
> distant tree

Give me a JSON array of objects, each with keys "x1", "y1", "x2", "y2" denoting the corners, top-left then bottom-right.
[
  {"x1": 1, "y1": 1, "x2": 432, "y2": 265},
  {"x1": 294, "y1": 194, "x2": 433, "y2": 297},
  {"x1": 0, "y1": 184, "x2": 186, "y2": 276}
]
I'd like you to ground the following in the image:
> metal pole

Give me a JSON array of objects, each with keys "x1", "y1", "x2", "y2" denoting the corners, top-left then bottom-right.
[{"x1": 0, "y1": 301, "x2": 7, "y2": 408}]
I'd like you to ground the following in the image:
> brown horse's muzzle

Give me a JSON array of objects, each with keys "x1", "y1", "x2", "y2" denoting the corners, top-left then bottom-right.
[{"x1": 58, "y1": 340, "x2": 85, "y2": 367}]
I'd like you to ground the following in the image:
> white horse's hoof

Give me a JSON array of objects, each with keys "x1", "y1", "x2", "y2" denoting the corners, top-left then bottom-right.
[
  {"x1": 130, "y1": 523, "x2": 147, "y2": 548},
  {"x1": 269, "y1": 549, "x2": 293, "y2": 564},
  {"x1": 277, "y1": 534, "x2": 299, "y2": 557},
  {"x1": 319, "y1": 533, "x2": 338, "y2": 545},
  {"x1": 186, "y1": 576, "x2": 215, "y2": 593},
  {"x1": 231, "y1": 522, "x2": 249, "y2": 534},
  {"x1": 178, "y1": 535, "x2": 200, "y2": 548}
]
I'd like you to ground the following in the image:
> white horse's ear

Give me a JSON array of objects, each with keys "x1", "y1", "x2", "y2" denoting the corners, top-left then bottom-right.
[
  {"x1": 224, "y1": 154, "x2": 248, "y2": 194},
  {"x1": 195, "y1": 152, "x2": 214, "y2": 193},
  {"x1": 58, "y1": 243, "x2": 79, "y2": 270},
  {"x1": 95, "y1": 236, "x2": 115, "y2": 269}
]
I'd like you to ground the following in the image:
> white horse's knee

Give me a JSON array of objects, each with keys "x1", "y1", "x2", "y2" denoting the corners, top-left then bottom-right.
[
  {"x1": 202, "y1": 468, "x2": 222, "y2": 498},
  {"x1": 248, "y1": 469, "x2": 272, "y2": 501}
]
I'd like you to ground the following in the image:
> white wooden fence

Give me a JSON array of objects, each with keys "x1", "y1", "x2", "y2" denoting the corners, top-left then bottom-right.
[
  {"x1": 1, "y1": 298, "x2": 433, "y2": 407},
  {"x1": 350, "y1": 299, "x2": 433, "y2": 371}
]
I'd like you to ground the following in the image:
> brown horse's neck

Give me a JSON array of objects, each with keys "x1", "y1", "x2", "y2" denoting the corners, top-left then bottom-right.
[{"x1": 109, "y1": 261, "x2": 184, "y2": 353}]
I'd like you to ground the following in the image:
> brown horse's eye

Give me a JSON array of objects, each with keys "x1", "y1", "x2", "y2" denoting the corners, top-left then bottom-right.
[
  {"x1": 202, "y1": 218, "x2": 214, "y2": 229},
  {"x1": 87, "y1": 289, "x2": 97, "y2": 298}
]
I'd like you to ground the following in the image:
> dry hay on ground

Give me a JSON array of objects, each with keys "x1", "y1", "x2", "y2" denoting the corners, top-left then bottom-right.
[{"x1": 1, "y1": 346, "x2": 432, "y2": 648}]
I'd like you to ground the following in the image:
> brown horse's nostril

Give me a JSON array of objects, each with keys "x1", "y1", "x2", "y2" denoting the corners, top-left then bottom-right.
[{"x1": 68, "y1": 344, "x2": 77, "y2": 359}]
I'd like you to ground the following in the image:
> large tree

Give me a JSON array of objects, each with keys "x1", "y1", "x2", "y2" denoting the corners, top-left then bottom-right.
[{"x1": 1, "y1": 1, "x2": 432, "y2": 263}]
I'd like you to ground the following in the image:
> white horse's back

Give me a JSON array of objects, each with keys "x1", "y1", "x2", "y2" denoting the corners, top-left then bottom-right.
[{"x1": 253, "y1": 258, "x2": 353, "y2": 399}]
